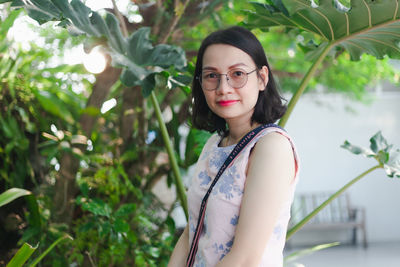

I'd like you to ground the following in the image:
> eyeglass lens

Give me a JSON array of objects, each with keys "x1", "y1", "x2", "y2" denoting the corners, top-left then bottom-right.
[{"x1": 201, "y1": 69, "x2": 250, "y2": 91}]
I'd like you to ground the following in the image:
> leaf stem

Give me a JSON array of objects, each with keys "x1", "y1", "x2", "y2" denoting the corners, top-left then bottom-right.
[
  {"x1": 150, "y1": 91, "x2": 188, "y2": 220},
  {"x1": 279, "y1": 43, "x2": 333, "y2": 127},
  {"x1": 29, "y1": 235, "x2": 73, "y2": 267},
  {"x1": 286, "y1": 164, "x2": 381, "y2": 240},
  {"x1": 160, "y1": 0, "x2": 191, "y2": 43},
  {"x1": 111, "y1": 0, "x2": 128, "y2": 37}
]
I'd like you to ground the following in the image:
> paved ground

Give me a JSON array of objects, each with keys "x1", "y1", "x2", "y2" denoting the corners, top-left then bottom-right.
[{"x1": 284, "y1": 241, "x2": 400, "y2": 267}]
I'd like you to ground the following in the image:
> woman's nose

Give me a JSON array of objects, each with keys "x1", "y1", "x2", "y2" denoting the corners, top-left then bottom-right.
[{"x1": 216, "y1": 74, "x2": 232, "y2": 94}]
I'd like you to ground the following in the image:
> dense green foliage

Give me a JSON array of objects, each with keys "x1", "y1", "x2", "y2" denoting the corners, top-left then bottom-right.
[
  {"x1": 0, "y1": 1, "x2": 217, "y2": 265},
  {"x1": 0, "y1": 0, "x2": 399, "y2": 266}
]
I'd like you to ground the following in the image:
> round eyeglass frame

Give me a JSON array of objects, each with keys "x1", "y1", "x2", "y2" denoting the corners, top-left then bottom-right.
[{"x1": 197, "y1": 68, "x2": 258, "y2": 91}]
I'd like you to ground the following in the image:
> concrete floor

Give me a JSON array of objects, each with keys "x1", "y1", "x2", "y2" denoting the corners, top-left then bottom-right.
[{"x1": 284, "y1": 242, "x2": 400, "y2": 267}]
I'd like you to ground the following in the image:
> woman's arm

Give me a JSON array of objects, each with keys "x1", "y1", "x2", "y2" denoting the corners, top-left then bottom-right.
[
  {"x1": 216, "y1": 132, "x2": 296, "y2": 267},
  {"x1": 167, "y1": 224, "x2": 189, "y2": 267}
]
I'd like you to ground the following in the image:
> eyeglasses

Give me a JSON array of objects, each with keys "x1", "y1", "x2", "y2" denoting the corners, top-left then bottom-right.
[{"x1": 198, "y1": 68, "x2": 258, "y2": 91}]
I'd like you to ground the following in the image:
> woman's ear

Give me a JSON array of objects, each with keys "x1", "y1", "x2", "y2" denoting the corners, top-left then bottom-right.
[{"x1": 258, "y1": 66, "x2": 269, "y2": 91}]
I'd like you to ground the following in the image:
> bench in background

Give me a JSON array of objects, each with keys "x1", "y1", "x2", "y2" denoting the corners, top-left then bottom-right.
[{"x1": 289, "y1": 192, "x2": 368, "y2": 248}]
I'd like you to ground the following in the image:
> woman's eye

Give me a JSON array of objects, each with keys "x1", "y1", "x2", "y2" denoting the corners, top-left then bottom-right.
[
  {"x1": 204, "y1": 73, "x2": 219, "y2": 79},
  {"x1": 231, "y1": 70, "x2": 245, "y2": 77}
]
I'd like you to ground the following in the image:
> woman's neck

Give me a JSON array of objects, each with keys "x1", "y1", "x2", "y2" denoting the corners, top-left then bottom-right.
[{"x1": 225, "y1": 120, "x2": 261, "y2": 146}]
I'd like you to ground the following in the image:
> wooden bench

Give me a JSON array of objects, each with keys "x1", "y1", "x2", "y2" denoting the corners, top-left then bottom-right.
[{"x1": 289, "y1": 192, "x2": 368, "y2": 248}]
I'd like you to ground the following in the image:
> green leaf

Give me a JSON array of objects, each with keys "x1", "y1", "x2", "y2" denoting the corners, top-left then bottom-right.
[
  {"x1": 33, "y1": 89, "x2": 74, "y2": 124},
  {"x1": 127, "y1": 27, "x2": 153, "y2": 66},
  {"x1": 384, "y1": 149, "x2": 400, "y2": 178},
  {"x1": 6, "y1": 242, "x2": 36, "y2": 267},
  {"x1": 78, "y1": 182, "x2": 89, "y2": 197},
  {"x1": 115, "y1": 203, "x2": 136, "y2": 218},
  {"x1": 184, "y1": 128, "x2": 212, "y2": 167},
  {"x1": 165, "y1": 216, "x2": 176, "y2": 234},
  {"x1": 147, "y1": 246, "x2": 160, "y2": 258},
  {"x1": 99, "y1": 221, "x2": 112, "y2": 237},
  {"x1": 150, "y1": 44, "x2": 186, "y2": 69},
  {"x1": 246, "y1": 0, "x2": 400, "y2": 61},
  {"x1": 0, "y1": 9, "x2": 22, "y2": 42},
  {"x1": 370, "y1": 131, "x2": 389, "y2": 153},
  {"x1": 377, "y1": 150, "x2": 390, "y2": 164},
  {"x1": 120, "y1": 150, "x2": 138, "y2": 162},
  {"x1": 141, "y1": 73, "x2": 157, "y2": 97},
  {"x1": 25, "y1": 194, "x2": 41, "y2": 229},
  {"x1": 0, "y1": 188, "x2": 31, "y2": 208},
  {"x1": 81, "y1": 106, "x2": 101, "y2": 117},
  {"x1": 22, "y1": 0, "x2": 61, "y2": 25},
  {"x1": 118, "y1": 28, "x2": 186, "y2": 88},
  {"x1": 81, "y1": 198, "x2": 112, "y2": 217},
  {"x1": 341, "y1": 140, "x2": 375, "y2": 157},
  {"x1": 342, "y1": 132, "x2": 400, "y2": 179},
  {"x1": 114, "y1": 218, "x2": 130, "y2": 234},
  {"x1": 30, "y1": 235, "x2": 73, "y2": 267}
]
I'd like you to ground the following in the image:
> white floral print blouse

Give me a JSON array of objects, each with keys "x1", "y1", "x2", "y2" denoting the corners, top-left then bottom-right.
[{"x1": 187, "y1": 127, "x2": 300, "y2": 267}]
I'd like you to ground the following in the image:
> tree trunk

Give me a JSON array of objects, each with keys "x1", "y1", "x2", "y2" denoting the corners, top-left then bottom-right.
[{"x1": 52, "y1": 65, "x2": 121, "y2": 224}]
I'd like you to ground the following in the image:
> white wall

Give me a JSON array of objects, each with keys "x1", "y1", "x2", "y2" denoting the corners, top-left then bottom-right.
[{"x1": 285, "y1": 91, "x2": 400, "y2": 243}]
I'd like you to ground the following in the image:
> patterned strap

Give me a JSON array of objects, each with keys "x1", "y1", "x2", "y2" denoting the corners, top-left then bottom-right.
[{"x1": 186, "y1": 123, "x2": 283, "y2": 266}]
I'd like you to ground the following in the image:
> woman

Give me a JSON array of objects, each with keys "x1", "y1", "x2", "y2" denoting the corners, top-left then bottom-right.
[{"x1": 168, "y1": 26, "x2": 299, "y2": 267}]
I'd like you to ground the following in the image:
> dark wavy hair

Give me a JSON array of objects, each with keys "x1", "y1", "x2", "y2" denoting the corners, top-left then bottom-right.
[{"x1": 192, "y1": 26, "x2": 287, "y2": 136}]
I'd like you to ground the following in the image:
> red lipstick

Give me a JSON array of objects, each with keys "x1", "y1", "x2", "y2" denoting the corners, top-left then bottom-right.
[{"x1": 217, "y1": 100, "x2": 238, "y2": 106}]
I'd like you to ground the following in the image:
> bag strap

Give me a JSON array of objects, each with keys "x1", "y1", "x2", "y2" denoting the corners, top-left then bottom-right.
[{"x1": 186, "y1": 123, "x2": 283, "y2": 266}]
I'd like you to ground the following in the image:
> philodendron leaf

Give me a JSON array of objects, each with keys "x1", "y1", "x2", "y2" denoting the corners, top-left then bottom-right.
[
  {"x1": 341, "y1": 140, "x2": 374, "y2": 157},
  {"x1": 342, "y1": 132, "x2": 400, "y2": 178},
  {"x1": 246, "y1": 0, "x2": 400, "y2": 61},
  {"x1": 118, "y1": 28, "x2": 186, "y2": 90},
  {"x1": 4, "y1": 0, "x2": 187, "y2": 96},
  {"x1": 370, "y1": 131, "x2": 389, "y2": 153},
  {"x1": 384, "y1": 149, "x2": 400, "y2": 178}
]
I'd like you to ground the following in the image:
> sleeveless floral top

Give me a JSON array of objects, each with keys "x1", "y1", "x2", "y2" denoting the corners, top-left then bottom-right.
[{"x1": 187, "y1": 127, "x2": 299, "y2": 267}]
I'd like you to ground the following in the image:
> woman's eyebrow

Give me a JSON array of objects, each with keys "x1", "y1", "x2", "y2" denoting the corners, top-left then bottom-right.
[
  {"x1": 202, "y1": 63, "x2": 249, "y2": 71},
  {"x1": 228, "y1": 63, "x2": 248, "y2": 69},
  {"x1": 202, "y1": 66, "x2": 218, "y2": 71}
]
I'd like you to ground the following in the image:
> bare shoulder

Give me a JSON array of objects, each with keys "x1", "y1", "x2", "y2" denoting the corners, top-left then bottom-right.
[
  {"x1": 253, "y1": 131, "x2": 293, "y2": 155},
  {"x1": 247, "y1": 131, "x2": 295, "y2": 181}
]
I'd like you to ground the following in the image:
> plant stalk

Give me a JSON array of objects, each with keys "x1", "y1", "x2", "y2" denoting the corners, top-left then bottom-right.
[
  {"x1": 286, "y1": 164, "x2": 381, "y2": 240},
  {"x1": 29, "y1": 235, "x2": 73, "y2": 267},
  {"x1": 279, "y1": 43, "x2": 333, "y2": 127},
  {"x1": 150, "y1": 91, "x2": 188, "y2": 220}
]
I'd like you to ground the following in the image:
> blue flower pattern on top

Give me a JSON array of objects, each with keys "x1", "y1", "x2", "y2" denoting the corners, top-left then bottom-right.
[
  {"x1": 212, "y1": 237, "x2": 235, "y2": 261},
  {"x1": 194, "y1": 252, "x2": 206, "y2": 267},
  {"x1": 230, "y1": 215, "x2": 239, "y2": 226},
  {"x1": 212, "y1": 165, "x2": 243, "y2": 199},
  {"x1": 209, "y1": 149, "x2": 229, "y2": 169},
  {"x1": 189, "y1": 214, "x2": 196, "y2": 233},
  {"x1": 198, "y1": 170, "x2": 211, "y2": 186}
]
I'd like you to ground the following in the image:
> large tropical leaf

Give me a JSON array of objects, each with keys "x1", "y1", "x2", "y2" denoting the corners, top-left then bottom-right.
[
  {"x1": 342, "y1": 131, "x2": 400, "y2": 178},
  {"x1": 4, "y1": 0, "x2": 186, "y2": 95},
  {"x1": 0, "y1": 188, "x2": 31, "y2": 207},
  {"x1": 246, "y1": 0, "x2": 400, "y2": 60},
  {"x1": 6, "y1": 242, "x2": 36, "y2": 267}
]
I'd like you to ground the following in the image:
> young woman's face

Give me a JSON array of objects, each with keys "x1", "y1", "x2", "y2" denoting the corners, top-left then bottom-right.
[{"x1": 201, "y1": 44, "x2": 268, "y2": 125}]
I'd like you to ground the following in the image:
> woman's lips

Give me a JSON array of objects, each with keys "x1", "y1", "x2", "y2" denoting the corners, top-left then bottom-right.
[{"x1": 217, "y1": 100, "x2": 238, "y2": 106}]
